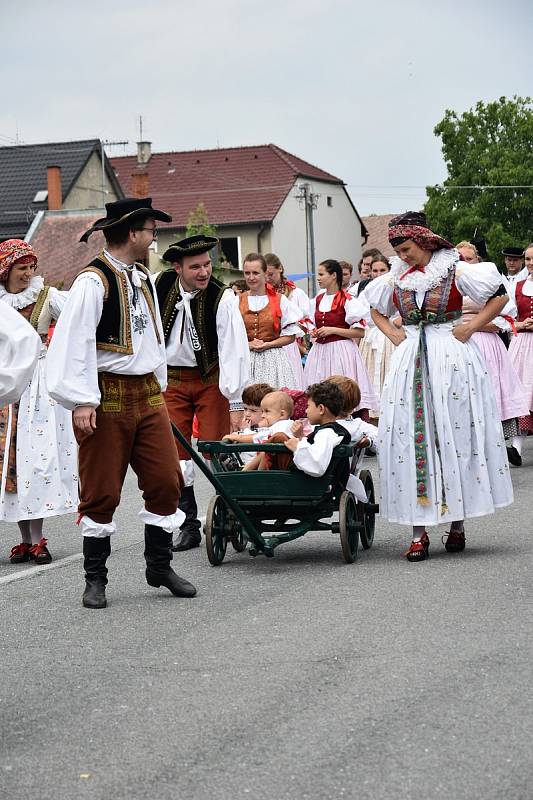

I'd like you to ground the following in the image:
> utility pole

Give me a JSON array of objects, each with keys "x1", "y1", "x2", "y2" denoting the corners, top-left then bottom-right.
[
  {"x1": 100, "y1": 139, "x2": 129, "y2": 207},
  {"x1": 295, "y1": 183, "x2": 319, "y2": 295}
]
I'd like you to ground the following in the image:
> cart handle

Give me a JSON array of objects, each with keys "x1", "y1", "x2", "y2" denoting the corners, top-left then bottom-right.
[{"x1": 170, "y1": 423, "x2": 262, "y2": 537}]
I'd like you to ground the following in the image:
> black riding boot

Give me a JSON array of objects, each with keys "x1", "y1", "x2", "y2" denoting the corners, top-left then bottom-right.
[
  {"x1": 82, "y1": 536, "x2": 110, "y2": 609},
  {"x1": 172, "y1": 486, "x2": 201, "y2": 551},
  {"x1": 144, "y1": 525, "x2": 197, "y2": 597}
]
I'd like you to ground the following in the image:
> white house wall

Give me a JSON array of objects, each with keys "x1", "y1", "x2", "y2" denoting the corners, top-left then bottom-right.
[{"x1": 271, "y1": 180, "x2": 363, "y2": 294}]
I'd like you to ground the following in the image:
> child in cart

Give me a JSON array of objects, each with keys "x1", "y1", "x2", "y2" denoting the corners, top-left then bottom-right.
[
  {"x1": 223, "y1": 390, "x2": 296, "y2": 470},
  {"x1": 219, "y1": 383, "x2": 274, "y2": 470}
]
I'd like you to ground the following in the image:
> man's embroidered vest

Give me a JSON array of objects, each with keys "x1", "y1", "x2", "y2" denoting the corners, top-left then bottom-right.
[
  {"x1": 155, "y1": 270, "x2": 227, "y2": 377},
  {"x1": 77, "y1": 254, "x2": 159, "y2": 354}
]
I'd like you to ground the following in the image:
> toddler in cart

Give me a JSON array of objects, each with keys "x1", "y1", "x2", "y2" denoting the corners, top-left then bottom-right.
[
  {"x1": 252, "y1": 381, "x2": 351, "y2": 476},
  {"x1": 219, "y1": 383, "x2": 274, "y2": 470},
  {"x1": 222, "y1": 390, "x2": 295, "y2": 471}
]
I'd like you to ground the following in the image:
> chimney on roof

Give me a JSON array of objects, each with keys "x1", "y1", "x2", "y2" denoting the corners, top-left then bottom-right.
[
  {"x1": 47, "y1": 165, "x2": 62, "y2": 210},
  {"x1": 137, "y1": 141, "x2": 152, "y2": 165},
  {"x1": 131, "y1": 167, "x2": 149, "y2": 198}
]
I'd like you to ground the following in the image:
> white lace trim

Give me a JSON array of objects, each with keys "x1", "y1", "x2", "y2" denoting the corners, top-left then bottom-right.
[
  {"x1": 391, "y1": 248, "x2": 459, "y2": 292},
  {"x1": 0, "y1": 275, "x2": 44, "y2": 309}
]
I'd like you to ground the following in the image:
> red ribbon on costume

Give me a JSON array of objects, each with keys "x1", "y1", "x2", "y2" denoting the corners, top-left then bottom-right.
[
  {"x1": 330, "y1": 289, "x2": 350, "y2": 311},
  {"x1": 265, "y1": 282, "x2": 282, "y2": 335},
  {"x1": 400, "y1": 264, "x2": 426, "y2": 280},
  {"x1": 502, "y1": 315, "x2": 518, "y2": 336}
]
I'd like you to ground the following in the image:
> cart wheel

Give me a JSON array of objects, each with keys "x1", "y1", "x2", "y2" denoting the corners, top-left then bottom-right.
[
  {"x1": 339, "y1": 490, "x2": 359, "y2": 564},
  {"x1": 358, "y1": 470, "x2": 376, "y2": 550},
  {"x1": 230, "y1": 515, "x2": 247, "y2": 552},
  {"x1": 204, "y1": 495, "x2": 228, "y2": 566}
]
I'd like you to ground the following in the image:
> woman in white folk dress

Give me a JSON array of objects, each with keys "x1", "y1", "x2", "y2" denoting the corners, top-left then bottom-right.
[
  {"x1": 365, "y1": 212, "x2": 513, "y2": 562},
  {"x1": 238, "y1": 253, "x2": 302, "y2": 389},
  {"x1": 508, "y1": 243, "x2": 533, "y2": 465},
  {"x1": 303, "y1": 259, "x2": 379, "y2": 419},
  {"x1": 265, "y1": 253, "x2": 311, "y2": 391},
  {"x1": 456, "y1": 241, "x2": 529, "y2": 467},
  {"x1": 0, "y1": 240, "x2": 78, "y2": 564}
]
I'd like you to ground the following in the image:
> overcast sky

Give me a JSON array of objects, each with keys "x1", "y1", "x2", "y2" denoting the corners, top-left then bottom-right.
[{"x1": 2, "y1": 0, "x2": 531, "y2": 216}]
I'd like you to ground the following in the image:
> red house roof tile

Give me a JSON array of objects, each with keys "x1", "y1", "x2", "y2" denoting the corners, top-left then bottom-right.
[
  {"x1": 362, "y1": 214, "x2": 396, "y2": 257},
  {"x1": 111, "y1": 144, "x2": 345, "y2": 229},
  {"x1": 29, "y1": 211, "x2": 106, "y2": 288}
]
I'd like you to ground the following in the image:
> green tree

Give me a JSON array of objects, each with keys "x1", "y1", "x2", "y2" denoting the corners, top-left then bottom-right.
[
  {"x1": 425, "y1": 96, "x2": 533, "y2": 263},
  {"x1": 185, "y1": 202, "x2": 218, "y2": 239},
  {"x1": 184, "y1": 202, "x2": 228, "y2": 279}
]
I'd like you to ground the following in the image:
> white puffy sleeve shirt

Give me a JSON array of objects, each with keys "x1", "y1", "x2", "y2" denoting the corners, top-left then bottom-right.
[
  {"x1": 292, "y1": 427, "x2": 344, "y2": 477},
  {"x1": 246, "y1": 294, "x2": 302, "y2": 337},
  {"x1": 46, "y1": 271, "x2": 167, "y2": 410},
  {"x1": 0, "y1": 305, "x2": 40, "y2": 405}
]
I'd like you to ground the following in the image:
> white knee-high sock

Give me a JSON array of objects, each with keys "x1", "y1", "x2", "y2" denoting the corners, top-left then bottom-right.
[{"x1": 512, "y1": 434, "x2": 525, "y2": 455}]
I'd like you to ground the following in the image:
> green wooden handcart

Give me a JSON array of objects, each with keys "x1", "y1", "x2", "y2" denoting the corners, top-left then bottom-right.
[{"x1": 172, "y1": 424, "x2": 378, "y2": 566}]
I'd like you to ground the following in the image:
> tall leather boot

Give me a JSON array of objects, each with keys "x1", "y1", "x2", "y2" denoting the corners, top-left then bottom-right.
[
  {"x1": 172, "y1": 486, "x2": 201, "y2": 551},
  {"x1": 144, "y1": 525, "x2": 197, "y2": 597},
  {"x1": 82, "y1": 536, "x2": 110, "y2": 609}
]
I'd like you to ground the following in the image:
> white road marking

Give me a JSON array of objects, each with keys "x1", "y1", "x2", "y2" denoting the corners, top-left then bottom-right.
[{"x1": 0, "y1": 517, "x2": 207, "y2": 588}]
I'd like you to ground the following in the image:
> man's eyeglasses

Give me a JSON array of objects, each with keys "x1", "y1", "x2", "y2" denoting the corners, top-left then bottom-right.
[{"x1": 139, "y1": 227, "x2": 158, "y2": 238}]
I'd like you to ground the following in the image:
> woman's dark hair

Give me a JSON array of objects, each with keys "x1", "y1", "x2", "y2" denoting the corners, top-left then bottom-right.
[
  {"x1": 243, "y1": 252, "x2": 267, "y2": 272},
  {"x1": 230, "y1": 279, "x2": 248, "y2": 292},
  {"x1": 306, "y1": 381, "x2": 344, "y2": 417},
  {"x1": 371, "y1": 255, "x2": 390, "y2": 270},
  {"x1": 319, "y1": 259, "x2": 343, "y2": 290},
  {"x1": 264, "y1": 253, "x2": 284, "y2": 274}
]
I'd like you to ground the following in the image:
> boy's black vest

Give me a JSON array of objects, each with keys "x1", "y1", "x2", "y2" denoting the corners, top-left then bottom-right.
[
  {"x1": 78, "y1": 254, "x2": 159, "y2": 354},
  {"x1": 155, "y1": 269, "x2": 228, "y2": 377},
  {"x1": 307, "y1": 422, "x2": 351, "y2": 487}
]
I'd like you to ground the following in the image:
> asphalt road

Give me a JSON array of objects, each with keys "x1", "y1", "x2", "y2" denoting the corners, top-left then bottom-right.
[{"x1": 1, "y1": 443, "x2": 532, "y2": 800}]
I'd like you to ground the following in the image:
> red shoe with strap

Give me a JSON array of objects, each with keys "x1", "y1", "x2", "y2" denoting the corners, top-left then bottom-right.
[
  {"x1": 404, "y1": 532, "x2": 430, "y2": 562},
  {"x1": 10, "y1": 542, "x2": 33, "y2": 564},
  {"x1": 29, "y1": 537, "x2": 52, "y2": 565},
  {"x1": 442, "y1": 530, "x2": 465, "y2": 553}
]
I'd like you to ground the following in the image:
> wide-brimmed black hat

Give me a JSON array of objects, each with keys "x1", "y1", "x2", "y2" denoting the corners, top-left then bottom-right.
[
  {"x1": 162, "y1": 235, "x2": 218, "y2": 263},
  {"x1": 501, "y1": 246, "x2": 524, "y2": 257},
  {"x1": 80, "y1": 197, "x2": 172, "y2": 243}
]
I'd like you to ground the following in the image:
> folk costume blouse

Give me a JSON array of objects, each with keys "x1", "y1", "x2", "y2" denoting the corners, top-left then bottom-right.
[
  {"x1": 365, "y1": 248, "x2": 513, "y2": 526},
  {"x1": 46, "y1": 250, "x2": 167, "y2": 410}
]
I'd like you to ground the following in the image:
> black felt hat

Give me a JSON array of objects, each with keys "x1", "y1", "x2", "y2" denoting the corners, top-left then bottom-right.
[
  {"x1": 80, "y1": 198, "x2": 172, "y2": 243},
  {"x1": 162, "y1": 235, "x2": 218, "y2": 263},
  {"x1": 501, "y1": 246, "x2": 524, "y2": 257},
  {"x1": 472, "y1": 238, "x2": 489, "y2": 261}
]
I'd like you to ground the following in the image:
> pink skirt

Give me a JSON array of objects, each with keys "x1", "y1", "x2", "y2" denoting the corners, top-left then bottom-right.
[
  {"x1": 303, "y1": 339, "x2": 379, "y2": 412},
  {"x1": 472, "y1": 331, "x2": 530, "y2": 420},
  {"x1": 509, "y1": 332, "x2": 533, "y2": 411},
  {"x1": 283, "y1": 341, "x2": 305, "y2": 391}
]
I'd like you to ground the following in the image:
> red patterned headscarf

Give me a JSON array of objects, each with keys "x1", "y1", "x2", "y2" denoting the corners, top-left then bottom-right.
[
  {"x1": 0, "y1": 239, "x2": 38, "y2": 282},
  {"x1": 388, "y1": 212, "x2": 453, "y2": 251}
]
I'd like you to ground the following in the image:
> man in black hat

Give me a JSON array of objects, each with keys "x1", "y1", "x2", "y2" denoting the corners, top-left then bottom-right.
[
  {"x1": 502, "y1": 246, "x2": 527, "y2": 285},
  {"x1": 155, "y1": 235, "x2": 250, "y2": 551},
  {"x1": 46, "y1": 198, "x2": 197, "y2": 608}
]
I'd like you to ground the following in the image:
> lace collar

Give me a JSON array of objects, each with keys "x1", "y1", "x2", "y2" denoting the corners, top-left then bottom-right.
[
  {"x1": 0, "y1": 274, "x2": 45, "y2": 309},
  {"x1": 391, "y1": 248, "x2": 459, "y2": 292}
]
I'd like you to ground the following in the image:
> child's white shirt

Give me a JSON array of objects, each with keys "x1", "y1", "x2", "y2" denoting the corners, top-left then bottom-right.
[
  {"x1": 337, "y1": 417, "x2": 378, "y2": 448},
  {"x1": 253, "y1": 419, "x2": 294, "y2": 444},
  {"x1": 292, "y1": 427, "x2": 345, "y2": 477}
]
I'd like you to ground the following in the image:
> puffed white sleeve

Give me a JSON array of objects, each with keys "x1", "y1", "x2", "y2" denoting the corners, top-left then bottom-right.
[
  {"x1": 48, "y1": 287, "x2": 69, "y2": 318},
  {"x1": 345, "y1": 293, "x2": 369, "y2": 327},
  {"x1": 0, "y1": 305, "x2": 40, "y2": 405},
  {"x1": 289, "y1": 287, "x2": 312, "y2": 319},
  {"x1": 455, "y1": 262, "x2": 507, "y2": 304},
  {"x1": 46, "y1": 274, "x2": 105, "y2": 410},
  {"x1": 292, "y1": 428, "x2": 344, "y2": 477},
  {"x1": 279, "y1": 295, "x2": 303, "y2": 335},
  {"x1": 216, "y1": 289, "x2": 251, "y2": 406},
  {"x1": 364, "y1": 274, "x2": 396, "y2": 316}
]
